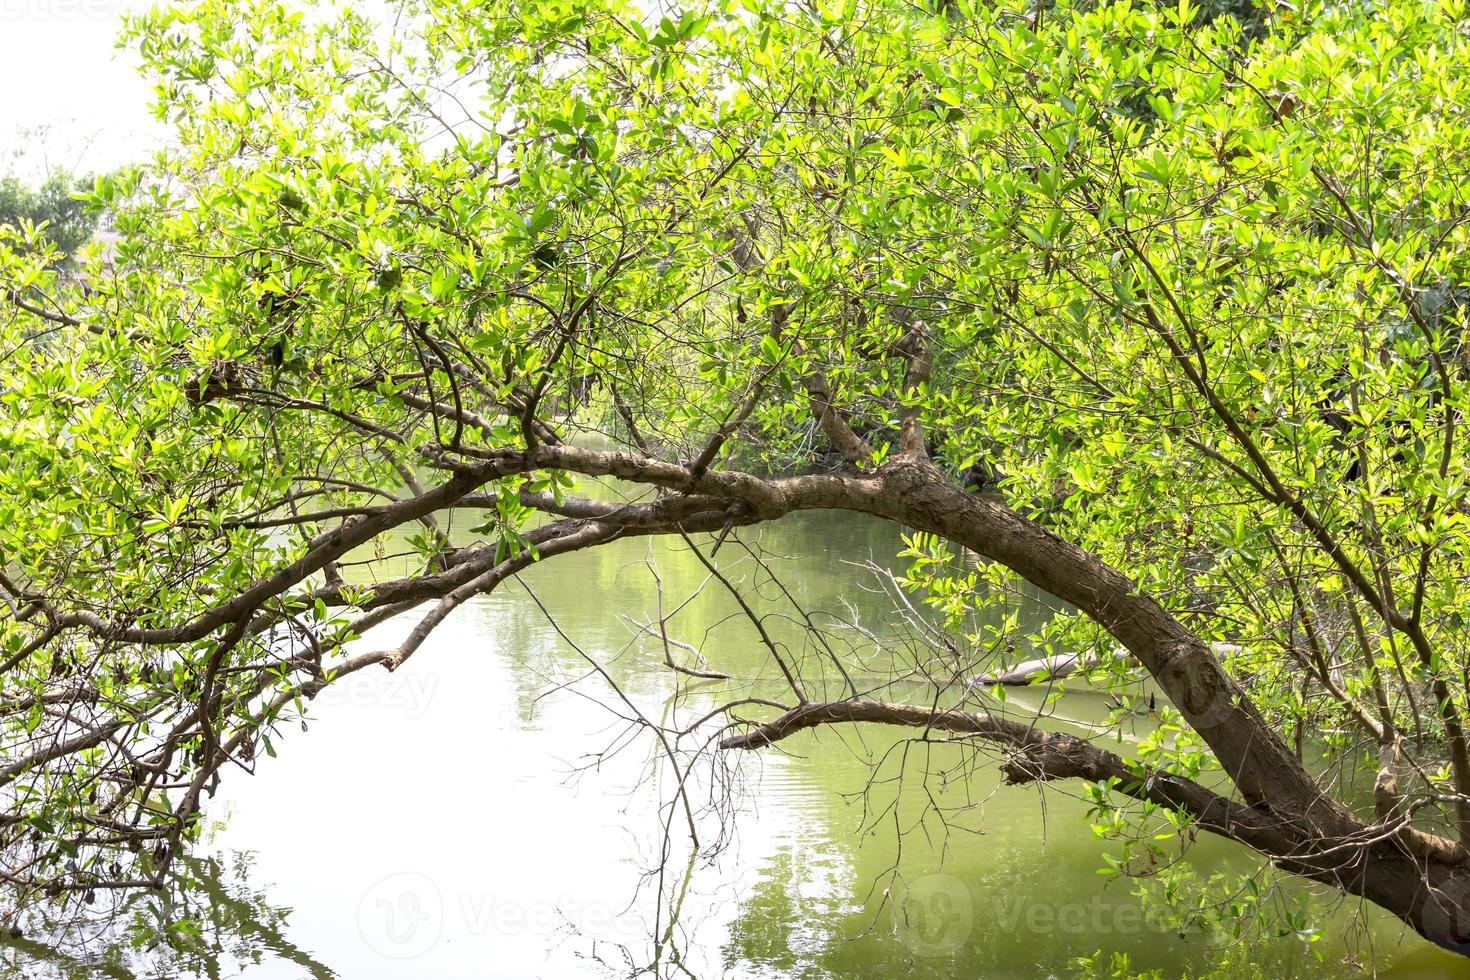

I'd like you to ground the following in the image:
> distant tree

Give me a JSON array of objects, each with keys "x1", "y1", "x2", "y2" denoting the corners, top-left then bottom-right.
[{"x1": 0, "y1": 171, "x2": 98, "y2": 261}]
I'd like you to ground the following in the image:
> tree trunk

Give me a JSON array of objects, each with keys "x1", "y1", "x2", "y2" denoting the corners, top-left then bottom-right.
[{"x1": 806, "y1": 457, "x2": 1470, "y2": 950}]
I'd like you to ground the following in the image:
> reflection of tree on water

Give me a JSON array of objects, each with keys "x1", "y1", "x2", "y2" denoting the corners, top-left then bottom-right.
[
  {"x1": 0, "y1": 852, "x2": 332, "y2": 979},
  {"x1": 0, "y1": 515, "x2": 1441, "y2": 980},
  {"x1": 722, "y1": 844, "x2": 861, "y2": 979}
]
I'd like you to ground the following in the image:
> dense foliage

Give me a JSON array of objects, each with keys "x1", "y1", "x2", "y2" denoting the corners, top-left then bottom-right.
[{"x1": 5, "y1": 0, "x2": 1470, "y2": 959}]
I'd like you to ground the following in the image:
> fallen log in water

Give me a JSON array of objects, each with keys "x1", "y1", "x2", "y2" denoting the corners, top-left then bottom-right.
[
  {"x1": 969, "y1": 652, "x2": 1099, "y2": 687},
  {"x1": 970, "y1": 644, "x2": 1242, "y2": 687}
]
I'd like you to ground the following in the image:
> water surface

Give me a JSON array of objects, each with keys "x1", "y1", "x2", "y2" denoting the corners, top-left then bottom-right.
[{"x1": 5, "y1": 509, "x2": 1467, "y2": 978}]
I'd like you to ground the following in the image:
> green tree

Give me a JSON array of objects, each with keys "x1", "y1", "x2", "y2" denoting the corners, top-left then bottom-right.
[
  {"x1": 0, "y1": 172, "x2": 98, "y2": 261},
  {"x1": 3, "y1": 0, "x2": 1470, "y2": 960}
]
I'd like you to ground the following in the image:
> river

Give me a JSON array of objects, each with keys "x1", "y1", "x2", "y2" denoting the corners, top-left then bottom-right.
[{"x1": 3, "y1": 508, "x2": 1468, "y2": 978}]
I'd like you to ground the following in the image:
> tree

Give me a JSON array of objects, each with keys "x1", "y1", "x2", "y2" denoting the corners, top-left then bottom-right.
[
  {"x1": 3, "y1": 0, "x2": 1470, "y2": 958},
  {"x1": 0, "y1": 171, "x2": 98, "y2": 262}
]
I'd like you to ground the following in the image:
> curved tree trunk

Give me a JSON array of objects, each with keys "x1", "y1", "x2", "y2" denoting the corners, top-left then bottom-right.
[
  {"x1": 509, "y1": 442, "x2": 1470, "y2": 948},
  {"x1": 18, "y1": 435, "x2": 1470, "y2": 948},
  {"x1": 706, "y1": 453, "x2": 1470, "y2": 951}
]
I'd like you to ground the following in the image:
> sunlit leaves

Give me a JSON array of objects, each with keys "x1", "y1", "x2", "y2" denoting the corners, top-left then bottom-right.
[{"x1": 2, "y1": 0, "x2": 1470, "y2": 930}]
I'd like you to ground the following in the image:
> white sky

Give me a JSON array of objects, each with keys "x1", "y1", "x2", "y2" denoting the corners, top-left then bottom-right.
[{"x1": 0, "y1": 0, "x2": 165, "y2": 179}]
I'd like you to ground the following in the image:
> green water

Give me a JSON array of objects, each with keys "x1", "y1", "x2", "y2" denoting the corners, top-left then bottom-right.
[{"x1": 5, "y1": 508, "x2": 1469, "y2": 978}]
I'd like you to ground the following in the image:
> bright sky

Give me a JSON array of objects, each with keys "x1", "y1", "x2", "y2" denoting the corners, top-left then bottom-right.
[{"x1": 0, "y1": 0, "x2": 165, "y2": 179}]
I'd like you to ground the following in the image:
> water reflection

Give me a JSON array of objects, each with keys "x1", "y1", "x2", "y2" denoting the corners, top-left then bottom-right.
[
  {"x1": 4, "y1": 511, "x2": 1469, "y2": 977},
  {"x1": 0, "y1": 854, "x2": 333, "y2": 979}
]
